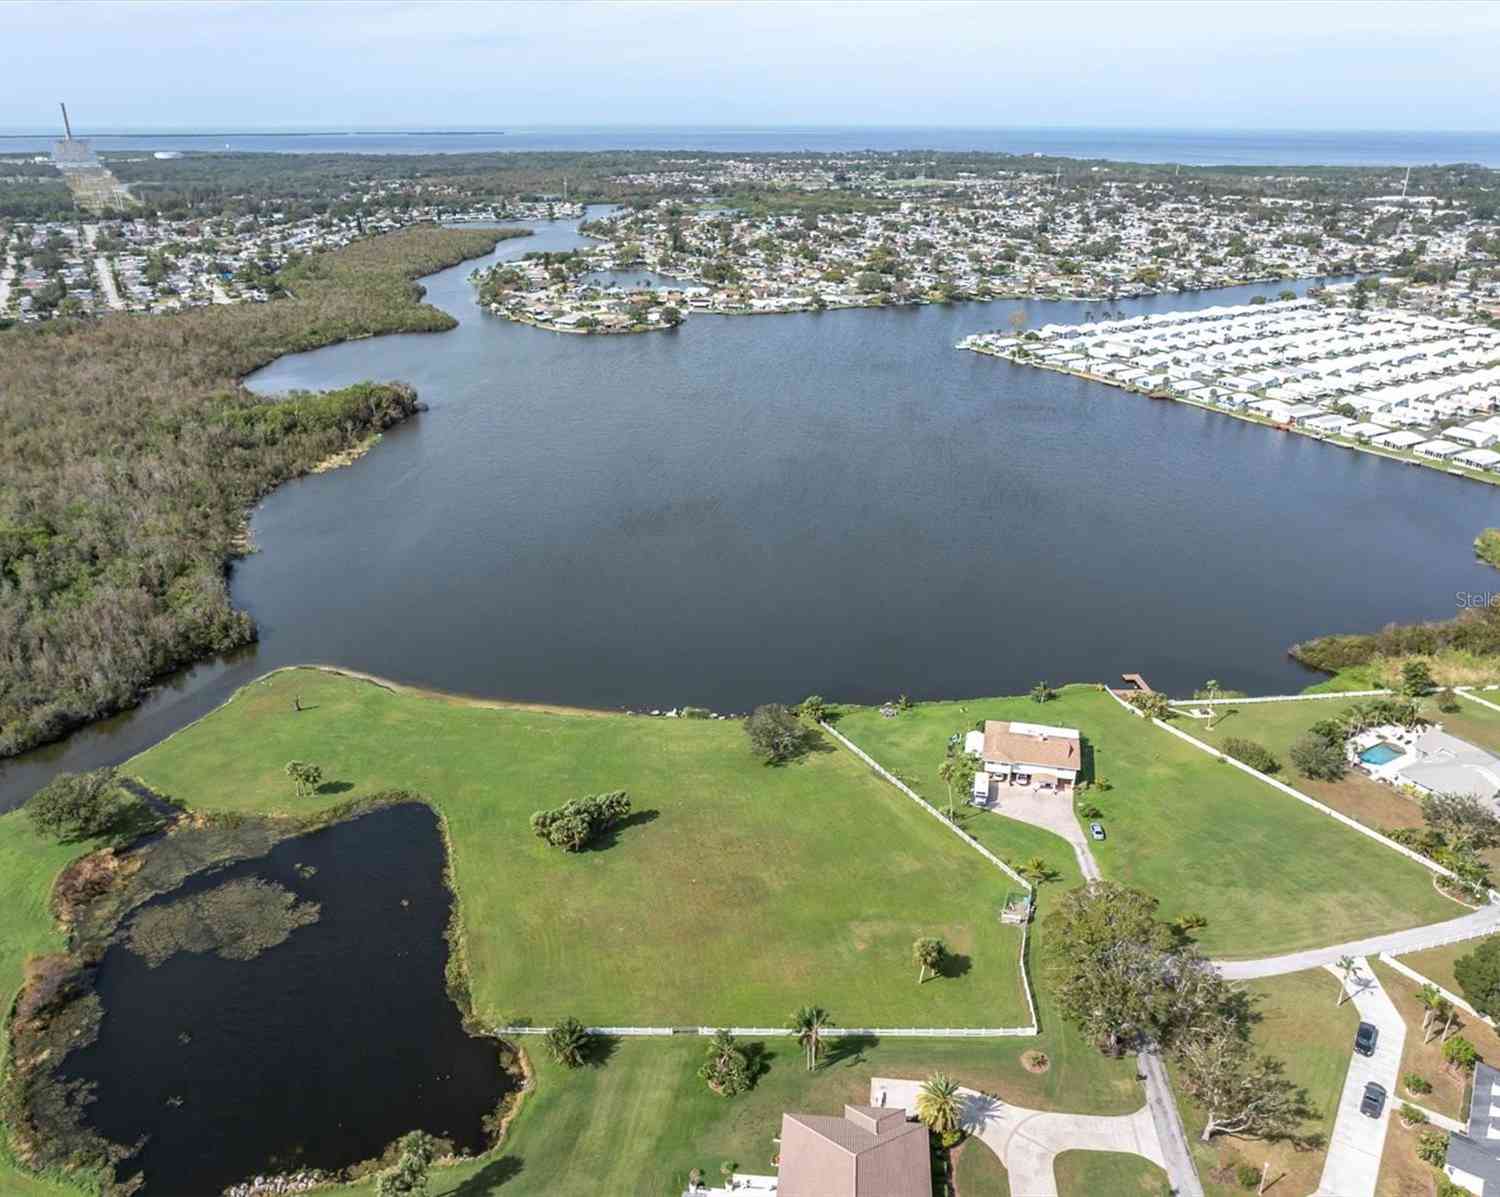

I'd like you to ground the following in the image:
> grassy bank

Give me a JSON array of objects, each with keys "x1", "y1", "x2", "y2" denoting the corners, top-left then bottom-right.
[
  {"x1": 0, "y1": 224, "x2": 522, "y2": 759},
  {"x1": 127, "y1": 668, "x2": 1029, "y2": 1028},
  {"x1": 835, "y1": 688, "x2": 1459, "y2": 957}
]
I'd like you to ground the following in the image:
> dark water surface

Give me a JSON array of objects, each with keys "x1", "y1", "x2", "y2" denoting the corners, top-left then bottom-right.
[
  {"x1": 61, "y1": 803, "x2": 505, "y2": 1197},
  {"x1": 5, "y1": 210, "x2": 1499, "y2": 807}
]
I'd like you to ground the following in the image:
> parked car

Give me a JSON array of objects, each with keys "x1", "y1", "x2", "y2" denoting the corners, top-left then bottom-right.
[
  {"x1": 1089, "y1": 822, "x2": 1105, "y2": 841},
  {"x1": 1355, "y1": 1022, "x2": 1378, "y2": 1056},
  {"x1": 1360, "y1": 1082, "x2": 1386, "y2": 1118}
]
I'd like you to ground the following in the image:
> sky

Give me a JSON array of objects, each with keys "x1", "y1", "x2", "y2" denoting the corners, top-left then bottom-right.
[{"x1": 4, "y1": 0, "x2": 1497, "y2": 132}]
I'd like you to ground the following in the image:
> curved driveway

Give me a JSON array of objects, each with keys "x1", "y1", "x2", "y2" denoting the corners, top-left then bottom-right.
[{"x1": 871, "y1": 1077, "x2": 1165, "y2": 1197}]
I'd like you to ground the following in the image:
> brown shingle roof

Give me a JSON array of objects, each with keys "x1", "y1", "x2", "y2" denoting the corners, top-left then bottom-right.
[
  {"x1": 778, "y1": 1106, "x2": 932, "y2": 1197},
  {"x1": 981, "y1": 720, "x2": 1079, "y2": 770}
]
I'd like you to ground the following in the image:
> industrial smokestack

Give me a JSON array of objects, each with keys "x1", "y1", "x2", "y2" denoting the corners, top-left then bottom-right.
[{"x1": 59, "y1": 102, "x2": 72, "y2": 141}]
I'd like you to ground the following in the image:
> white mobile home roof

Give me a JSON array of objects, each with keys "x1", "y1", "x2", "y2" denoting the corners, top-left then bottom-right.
[{"x1": 1373, "y1": 430, "x2": 1427, "y2": 449}]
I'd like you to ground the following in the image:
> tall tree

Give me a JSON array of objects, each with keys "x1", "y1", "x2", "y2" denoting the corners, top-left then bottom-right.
[
  {"x1": 1454, "y1": 936, "x2": 1500, "y2": 1021},
  {"x1": 938, "y1": 747, "x2": 984, "y2": 818},
  {"x1": 698, "y1": 1029, "x2": 751, "y2": 1097},
  {"x1": 1334, "y1": 956, "x2": 1359, "y2": 1006},
  {"x1": 913, "y1": 937, "x2": 945, "y2": 984},
  {"x1": 789, "y1": 1006, "x2": 833, "y2": 1072},
  {"x1": 1175, "y1": 1016, "x2": 1310, "y2": 1142}
]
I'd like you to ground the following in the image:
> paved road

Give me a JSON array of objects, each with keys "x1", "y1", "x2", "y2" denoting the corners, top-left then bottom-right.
[
  {"x1": 1312, "y1": 959, "x2": 1404, "y2": 1197},
  {"x1": 0, "y1": 253, "x2": 14, "y2": 314},
  {"x1": 94, "y1": 255, "x2": 124, "y2": 310},
  {"x1": 1139, "y1": 1048, "x2": 1206, "y2": 1197},
  {"x1": 1215, "y1": 902, "x2": 1500, "y2": 980},
  {"x1": 873, "y1": 1076, "x2": 1166, "y2": 1197}
]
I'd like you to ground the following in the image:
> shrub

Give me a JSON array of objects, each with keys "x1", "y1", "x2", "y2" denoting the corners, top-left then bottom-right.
[
  {"x1": 1404, "y1": 1072, "x2": 1432, "y2": 1095},
  {"x1": 1078, "y1": 802, "x2": 1103, "y2": 819},
  {"x1": 1437, "y1": 687, "x2": 1462, "y2": 713},
  {"x1": 798, "y1": 695, "x2": 827, "y2": 723},
  {"x1": 27, "y1": 768, "x2": 131, "y2": 842},
  {"x1": 1290, "y1": 732, "x2": 1347, "y2": 780},
  {"x1": 1221, "y1": 737, "x2": 1280, "y2": 774},
  {"x1": 744, "y1": 704, "x2": 808, "y2": 763},
  {"x1": 530, "y1": 791, "x2": 632, "y2": 851},
  {"x1": 1235, "y1": 1163, "x2": 1261, "y2": 1189},
  {"x1": 1416, "y1": 1129, "x2": 1448, "y2": 1167},
  {"x1": 680, "y1": 706, "x2": 712, "y2": 719},
  {"x1": 1126, "y1": 691, "x2": 1172, "y2": 720},
  {"x1": 1398, "y1": 1102, "x2": 1428, "y2": 1127}
]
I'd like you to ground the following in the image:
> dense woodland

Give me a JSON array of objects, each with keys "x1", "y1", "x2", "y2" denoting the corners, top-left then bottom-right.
[{"x1": 0, "y1": 223, "x2": 522, "y2": 758}]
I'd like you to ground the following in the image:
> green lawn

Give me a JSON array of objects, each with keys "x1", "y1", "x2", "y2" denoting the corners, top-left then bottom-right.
[
  {"x1": 1176, "y1": 968, "x2": 1356, "y2": 1197},
  {"x1": 954, "y1": 1136, "x2": 1011, "y2": 1195},
  {"x1": 1054, "y1": 1150, "x2": 1169, "y2": 1196},
  {"x1": 835, "y1": 688, "x2": 1460, "y2": 957},
  {"x1": 337, "y1": 1034, "x2": 1138, "y2": 1197},
  {"x1": 1184, "y1": 696, "x2": 1431, "y2": 839},
  {"x1": 126, "y1": 668, "x2": 1028, "y2": 1027},
  {"x1": 1396, "y1": 937, "x2": 1485, "y2": 997},
  {"x1": 1191, "y1": 691, "x2": 1500, "y2": 873}
]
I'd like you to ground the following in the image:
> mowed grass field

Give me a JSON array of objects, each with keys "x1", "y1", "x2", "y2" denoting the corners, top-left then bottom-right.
[
  {"x1": 338, "y1": 1035, "x2": 1137, "y2": 1197},
  {"x1": 126, "y1": 667, "x2": 1028, "y2": 1027},
  {"x1": 1189, "y1": 690, "x2": 1500, "y2": 873},
  {"x1": 835, "y1": 687, "x2": 1460, "y2": 958}
]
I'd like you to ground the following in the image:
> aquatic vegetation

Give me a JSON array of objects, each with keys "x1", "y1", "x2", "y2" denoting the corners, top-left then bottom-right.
[{"x1": 123, "y1": 877, "x2": 320, "y2": 967}]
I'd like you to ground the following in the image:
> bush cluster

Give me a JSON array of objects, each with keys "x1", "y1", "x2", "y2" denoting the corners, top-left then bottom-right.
[
  {"x1": 530, "y1": 791, "x2": 632, "y2": 852},
  {"x1": 1221, "y1": 737, "x2": 1279, "y2": 774}
]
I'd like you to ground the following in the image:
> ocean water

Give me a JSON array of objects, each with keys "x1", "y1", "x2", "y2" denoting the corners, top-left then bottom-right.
[{"x1": 0, "y1": 125, "x2": 1496, "y2": 166}]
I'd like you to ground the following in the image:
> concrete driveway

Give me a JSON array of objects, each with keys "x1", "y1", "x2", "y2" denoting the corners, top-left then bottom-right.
[
  {"x1": 872, "y1": 1076, "x2": 1164, "y2": 1197},
  {"x1": 1312, "y1": 959, "x2": 1406, "y2": 1197},
  {"x1": 976, "y1": 788, "x2": 1101, "y2": 882}
]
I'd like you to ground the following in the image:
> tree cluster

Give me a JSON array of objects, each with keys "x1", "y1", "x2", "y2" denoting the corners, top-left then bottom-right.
[
  {"x1": 530, "y1": 790, "x2": 632, "y2": 851},
  {"x1": 374, "y1": 1130, "x2": 440, "y2": 1197},
  {"x1": 1045, "y1": 881, "x2": 1310, "y2": 1143},
  {"x1": 26, "y1": 767, "x2": 155, "y2": 844},
  {"x1": 0, "y1": 225, "x2": 506, "y2": 759}
]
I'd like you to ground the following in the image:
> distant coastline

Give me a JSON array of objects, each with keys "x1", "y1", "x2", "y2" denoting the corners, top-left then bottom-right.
[{"x1": 2, "y1": 125, "x2": 1498, "y2": 165}]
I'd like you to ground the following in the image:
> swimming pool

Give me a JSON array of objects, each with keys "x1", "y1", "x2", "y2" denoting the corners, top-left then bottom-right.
[{"x1": 1360, "y1": 742, "x2": 1404, "y2": 767}]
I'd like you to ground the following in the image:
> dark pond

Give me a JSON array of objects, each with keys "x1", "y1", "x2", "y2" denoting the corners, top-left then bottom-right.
[
  {"x1": 5, "y1": 208, "x2": 1500, "y2": 808},
  {"x1": 60, "y1": 803, "x2": 506, "y2": 1196}
]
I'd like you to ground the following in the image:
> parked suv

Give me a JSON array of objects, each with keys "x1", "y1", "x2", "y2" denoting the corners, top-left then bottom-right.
[
  {"x1": 1355, "y1": 1022, "x2": 1378, "y2": 1056},
  {"x1": 1089, "y1": 822, "x2": 1105, "y2": 841},
  {"x1": 1360, "y1": 1082, "x2": 1386, "y2": 1118}
]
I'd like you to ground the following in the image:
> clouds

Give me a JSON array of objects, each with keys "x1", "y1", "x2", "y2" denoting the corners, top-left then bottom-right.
[{"x1": 4, "y1": 0, "x2": 1495, "y2": 131}]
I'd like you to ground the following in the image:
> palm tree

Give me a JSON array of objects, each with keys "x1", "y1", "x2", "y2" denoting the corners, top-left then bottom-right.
[
  {"x1": 915, "y1": 1072, "x2": 963, "y2": 1133},
  {"x1": 1417, "y1": 983, "x2": 1441, "y2": 1036},
  {"x1": 1335, "y1": 956, "x2": 1358, "y2": 1005},
  {"x1": 1018, "y1": 856, "x2": 1056, "y2": 886},
  {"x1": 543, "y1": 1016, "x2": 591, "y2": 1069},
  {"x1": 789, "y1": 1005, "x2": 834, "y2": 1072},
  {"x1": 913, "y1": 937, "x2": 945, "y2": 984}
]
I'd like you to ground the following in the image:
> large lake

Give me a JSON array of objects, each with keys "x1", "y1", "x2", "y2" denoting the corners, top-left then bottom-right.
[{"x1": 4, "y1": 210, "x2": 1498, "y2": 806}]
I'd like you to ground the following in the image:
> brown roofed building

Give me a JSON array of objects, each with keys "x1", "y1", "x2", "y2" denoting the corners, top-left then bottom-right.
[
  {"x1": 778, "y1": 1105, "x2": 932, "y2": 1197},
  {"x1": 964, "y1": 720, "x2": 1081, "y2": 797}
]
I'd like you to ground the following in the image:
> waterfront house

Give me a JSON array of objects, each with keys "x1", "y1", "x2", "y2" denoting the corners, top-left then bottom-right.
[
  {"x1": 775, "y1": 1106, "x2": 931, "y2": 1197},
  {"x1": 1455, "y1": 448, "x2": 1500, "y2": 472},
  {"x1": 964, "y1": 720, "x2": 1080, "y2": 799},
  {"x1": 1413, "y1": 439, "x2": 1463, "y2": 461}
]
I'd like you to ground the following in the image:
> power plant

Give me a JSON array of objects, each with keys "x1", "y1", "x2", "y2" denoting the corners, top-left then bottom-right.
[
  {"x1": 51, "y1": 102, "x2": 135, "y2": 211},
  {"x1": 51, "y1": 101, "x2": 99, "y2": 168}
]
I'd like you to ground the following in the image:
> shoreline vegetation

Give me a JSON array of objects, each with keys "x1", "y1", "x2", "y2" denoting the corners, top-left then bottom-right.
[
  {"x1": 0, "y1": 223, "x2": 528, "y2": 761},
  {"x1": 1291, "y1": 600, "x2": 1500, "y2": 691}
]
